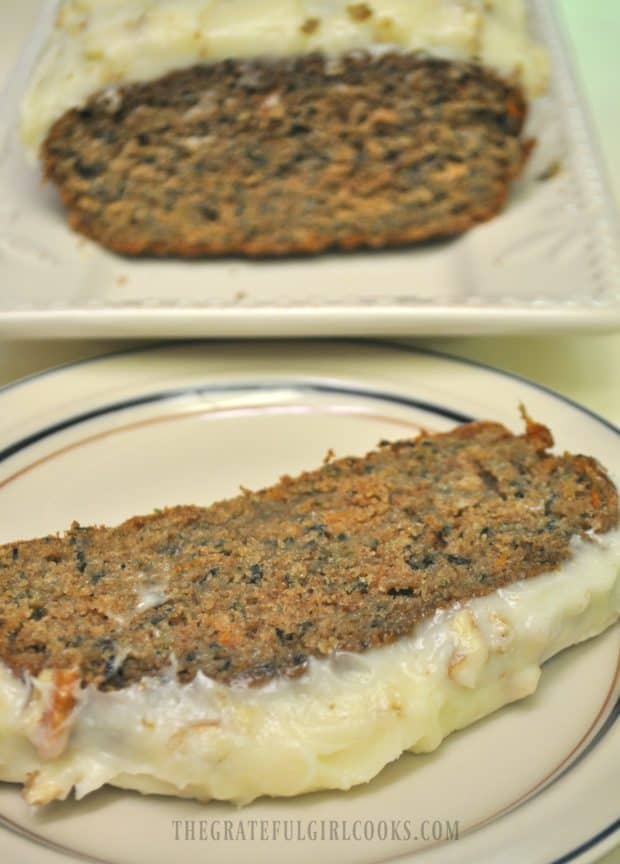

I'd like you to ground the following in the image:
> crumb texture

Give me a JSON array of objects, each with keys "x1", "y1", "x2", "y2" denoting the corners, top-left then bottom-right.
[
  {"x1": 42, "y1": 54, "x2": 528, "y2": 257},
  {"x1": 1, "y1": 420, "x2": 617, "y2": 689}
]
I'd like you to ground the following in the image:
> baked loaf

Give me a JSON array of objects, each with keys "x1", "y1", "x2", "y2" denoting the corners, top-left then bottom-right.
[
  {"x1": 2, "y1": 418, "x2": 617, "y2": 804},
  {"x1": 1, "y1": 418, "x2": 617, "y2": 686},
  {"x1": 42, "y1": 55, "x2": 529, "y2": 257},
  {"x1": 21, "y1": 0, "x2": 548, "y2": 257}
]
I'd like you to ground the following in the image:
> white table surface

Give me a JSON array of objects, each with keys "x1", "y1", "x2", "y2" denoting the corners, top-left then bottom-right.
[{"x1": 0, "y1": 3, "x2": 618, "y2": 862}]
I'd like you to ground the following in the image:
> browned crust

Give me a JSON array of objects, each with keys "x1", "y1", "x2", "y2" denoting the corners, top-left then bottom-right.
[
  {"x1": 0, "y1": 419, "x2": 617, "y2": 690},
  {"x1": 23, "y1": 668, "x2": 81, "y2": 762},
  {"x1": 41, "y1": 53, "x2": 530, "y2": 258}
]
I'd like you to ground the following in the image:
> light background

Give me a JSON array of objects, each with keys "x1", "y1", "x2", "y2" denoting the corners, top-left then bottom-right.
[{"x1": 0, "y1": 2, "x2": 618, "y2": 862}]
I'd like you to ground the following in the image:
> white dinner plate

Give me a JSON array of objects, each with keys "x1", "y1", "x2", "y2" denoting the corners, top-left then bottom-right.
[
  {"x1": 0, "y1": 340, "x2": 618, "y2": 864},
  {"x1": 0, "y1": 1, "x2": 619, "y2": 338}
]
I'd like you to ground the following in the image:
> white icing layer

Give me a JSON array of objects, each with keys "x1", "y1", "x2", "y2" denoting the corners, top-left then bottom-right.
[
  {"x1": 20, "y1": 0, "x2": 549, "y2": 155},
  {"x1": 0, "y1": 529, "x2": 618, "y2": 805}
]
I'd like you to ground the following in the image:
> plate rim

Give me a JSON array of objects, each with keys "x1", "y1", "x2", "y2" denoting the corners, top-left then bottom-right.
[
  {"x1": 0, "y1": 307, "x2": 620, "y2": 340},
  {"x1": 0, "y1": 338, "x2": 618, "y2": 435}
]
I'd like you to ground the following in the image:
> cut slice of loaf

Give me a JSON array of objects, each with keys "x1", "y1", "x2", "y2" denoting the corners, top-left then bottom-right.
[
  {"x1": 1, "y1": 417, "x2": 617, "y2": 805},
  {"x1": 41, "y1": 54, "x2": 530, "y2": 257}
]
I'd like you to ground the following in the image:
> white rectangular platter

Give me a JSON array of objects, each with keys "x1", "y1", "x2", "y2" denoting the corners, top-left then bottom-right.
[{"x1": 0, "y1": 0, "x2": 618, "y2": 338}]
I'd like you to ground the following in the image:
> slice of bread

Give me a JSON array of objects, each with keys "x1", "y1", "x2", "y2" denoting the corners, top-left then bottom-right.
[
  {"x1": 41, "y1": 55, "x2": 529, "y2": 257},
  {"x1": 1, "y1": 418, "x2": 617, "y2": 804},
  {"x1": 2, "y1": 419, "x2": 617, "y2": 689}
]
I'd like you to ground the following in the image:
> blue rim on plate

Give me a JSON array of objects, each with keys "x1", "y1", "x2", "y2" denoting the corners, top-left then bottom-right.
[
  {"x1": 0, "y1": 338, "x2": 618, "y2": 436},
  {"x1": 0, "y1": 379, "x2": 471, "y2": 466}
]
